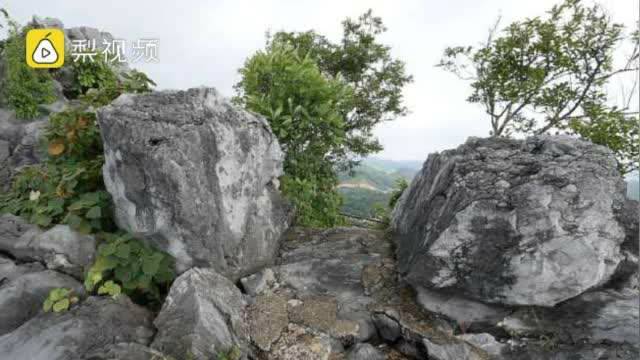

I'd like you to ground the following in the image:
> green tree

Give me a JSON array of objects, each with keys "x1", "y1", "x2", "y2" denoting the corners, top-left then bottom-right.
[
  {"x1": 0, "y1": 10, "x2": 56, "y2": 119},
  {"x1": 264, "y1": 10, "x2": 413, "y2": 168},
  {"x1": 439, "y1": 0, "x2": 639, "y2": 173},
  {"x1": 235, "y1": 11, "x2": 412, "y2": 226},
  {"x1": 235, "y1": 45, "x2": 352, "y2": 227}
]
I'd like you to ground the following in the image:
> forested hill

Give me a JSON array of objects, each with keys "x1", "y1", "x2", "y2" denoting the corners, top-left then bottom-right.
[
  {"x1": 338, "y1": 158, "x2": 420, "y2": 218},
  {"x1": 339, "y1": 159, "x2": 639, "y2": 218}
]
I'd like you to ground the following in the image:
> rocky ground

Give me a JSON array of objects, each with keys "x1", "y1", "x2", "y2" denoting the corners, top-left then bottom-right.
[{"x1": 0, "y1": 16, "x2": 638, "y2": 360}]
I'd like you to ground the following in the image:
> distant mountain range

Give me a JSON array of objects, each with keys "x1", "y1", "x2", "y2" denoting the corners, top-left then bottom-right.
[
  {"x1": 338, "y1": 158, "x2": 639, "y2": 218},
  {"x1": 338, "y1": 158, "x2": 421, "y2": 218}
]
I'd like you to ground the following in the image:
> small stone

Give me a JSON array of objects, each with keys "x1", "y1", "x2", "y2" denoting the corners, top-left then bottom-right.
[
  {"x1": 347, "y1": 343, "x2": 385, "y2": 360},
  {"x1": 241, "y1": 268, "x2": 276, "y2": 296},
  {"x1": 372, "y1": 310, "x2": 401, "y2": 343},
  {"x1": 330, "y1": 320, "x2": 360, "y2": 347}
]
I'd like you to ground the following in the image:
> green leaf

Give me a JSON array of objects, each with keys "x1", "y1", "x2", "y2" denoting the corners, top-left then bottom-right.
[
  {"x1": 43, "y1": 298, "x2": 53, "y2": 312},
  {"x1": 76, "y1": 220, "x2": 93, "y2": 234},
  {"x1": 142, "y1": 254, "x2": 161, "y2": 275},
  {"x1": 65, "y1": 213, "x2": 83, "y2": 228},
  {"x1": 34, "y1": 213, "x2": 52, "y2": 227},
  {"x1": 115, "y1": 243, "x2": 131, "y2": 259},
  {"x1": 52, "y1": 298, "x2": 70, "y2": 312},
  {"x1": 68, "y1": 200, "x2": 90, "y2": 211},
  {"x1": 98, "y1": 280, "x2": 121, "y2": 298},
  {"x1": 85, "y1": 206, "x2": 102, "y2": 219}
]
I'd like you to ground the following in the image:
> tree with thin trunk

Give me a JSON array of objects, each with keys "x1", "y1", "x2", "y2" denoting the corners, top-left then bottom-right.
[{"x1": 439, "y1": 0, "x2": 639, "y2": 173}]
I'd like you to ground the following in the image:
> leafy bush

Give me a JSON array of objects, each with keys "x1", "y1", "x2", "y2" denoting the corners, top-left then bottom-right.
[
  {"x1": 0, "y1": 107, "x2": 111, "y2": 232},
  {"x1": 1, "y1": 20, "x2": 56, "y2": 119},
  {"x1": 43, "y1": 287, "x2": 79, "y2": 313},
  {"x1": 0, "y1": 160, "x2": 111, "y2": 232},
  {"x1": 236, "y1": 45, "x2": 351, "y2": 227},
  {"x1": 235, "y1": 12, "x2": 411, "y2": 227},
  {"x1": 85, "y1": 233, "x2": 175, "y2": 304},
  {"x1": 388, "y1": 178, "x2": 408, "y2": 210}
]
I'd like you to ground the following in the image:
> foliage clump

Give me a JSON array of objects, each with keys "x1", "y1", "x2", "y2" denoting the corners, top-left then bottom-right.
[
  {"x1": 85, "y1": 233, "x2": 175, "y2": 305},
  {"x1": 0, "y1": 108, "x2": 112, "y2": 233},
  {"x1": 0, "y1": 12, "x2": 55, "y2": 119},
  {"x1": 235, "y1": 10, "x2": 412, "y2": 226},
  {"x1": 439, "y1": 0, "x2": 639, "y2": 173},
  {"x1": 43, "y1": 287, "x2": 79, "y2": 313}
]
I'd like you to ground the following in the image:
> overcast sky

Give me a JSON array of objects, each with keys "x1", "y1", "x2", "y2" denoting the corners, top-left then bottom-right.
[{"x1": 5, "y1": 0, "x2": 639, "y2": 161}]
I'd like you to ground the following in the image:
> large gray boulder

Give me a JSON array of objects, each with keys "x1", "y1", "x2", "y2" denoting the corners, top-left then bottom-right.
[
  {"x1": 0, "y1": 270, "x2": 85, "y2": 336},
  {"x1": 392, "y1": 136, "x2": 628, "y2": 306},
  {"x1": 0, "y1": 214, "x2": 96, "y2": 279},
  {"x1": 97, "y1": 88, "x2": 291, "y2": 277},
  {"x1": 0, "y1": 296, "x2": 154, "y2": 360},
  {"x1": 151, "y1": 267, "x2": 249, "y2": 360}
]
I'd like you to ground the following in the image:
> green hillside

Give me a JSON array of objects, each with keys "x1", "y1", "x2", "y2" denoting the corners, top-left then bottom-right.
[
  {"x1": 339, "y1": 188, "x2": 390, "y2": 218},
  {"x1": 339, "y1": 159, "x2": 420, "y2": 218}
]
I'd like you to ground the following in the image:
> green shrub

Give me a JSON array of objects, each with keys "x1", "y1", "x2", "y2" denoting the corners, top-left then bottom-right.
[
  {"x1": 236, "y1": 45, "x2": 352, "y2": 227},
  {"x1": 388, "y1": 178, "x2": 408, "y2": 210},
  {"x1": 68, "y1": 56, "x2": 156, "y2": 106},
  {"x1": 2, "y1": 21, "x2": 56, "y2": 119},
  {"x1": 43, "y1": 287, "x2": 79, "y2": 313},
  {"x1": 0, "y1": 160, "x2": 112, "y2": 232},
  {"x1": 85, "y1": 233, "x2": 175, "y2": 304}
]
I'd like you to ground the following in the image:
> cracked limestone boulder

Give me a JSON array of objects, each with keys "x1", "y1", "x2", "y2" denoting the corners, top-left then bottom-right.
[
  {"x1": 0, "y1": 270, "x2": 85, "y2": 336},
  {"x1": 0, "y1": 295, "x2": 154, "y2": 360},
  {"x1": 392, "y1": 135, "x2": 628, "y2": 307},
  {"x1": 0, "y1": 214, "x2": 96, "y2": 279},
  {"x1": 151, "y1": 267, "x2": 249, "y2": 360},
  {"x1": 97, "y1": 88, "x2": 291, "y2": 277}
]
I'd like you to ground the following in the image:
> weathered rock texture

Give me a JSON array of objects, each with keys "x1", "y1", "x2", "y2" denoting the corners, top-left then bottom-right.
[
  {"x1": 0, "y1": 296, "x2": 154, "y2": 360},
  {"x1": 98, "y1": 88, "x2": 291, "y2": 276},
  {"x1": 0, "y1": 109, "x2": 48, "y2": 191},
  {"x1": 501, "y1": 288, "x2": 639, "y2": 346},
  {"x1": 392, "y1": 135, "x2": 628, "y2": 306},
  {"x1": 0, "y1": 270, "x2": 85, "y2": 336},
  {"x1": 151, "y1": 267, "x2": 249, "y2": 359},
  {"x1": 0, "y1": 214, "x2": 96, "y2": 279}
]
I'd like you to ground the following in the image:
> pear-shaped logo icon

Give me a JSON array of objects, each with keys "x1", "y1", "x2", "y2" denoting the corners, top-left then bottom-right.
[
  {"x1": 26, "y1": 28, "x2": 64, "y2": 68},
  {"x1": 32, "y1": 33, "x2": 58, "y2": 64}
]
